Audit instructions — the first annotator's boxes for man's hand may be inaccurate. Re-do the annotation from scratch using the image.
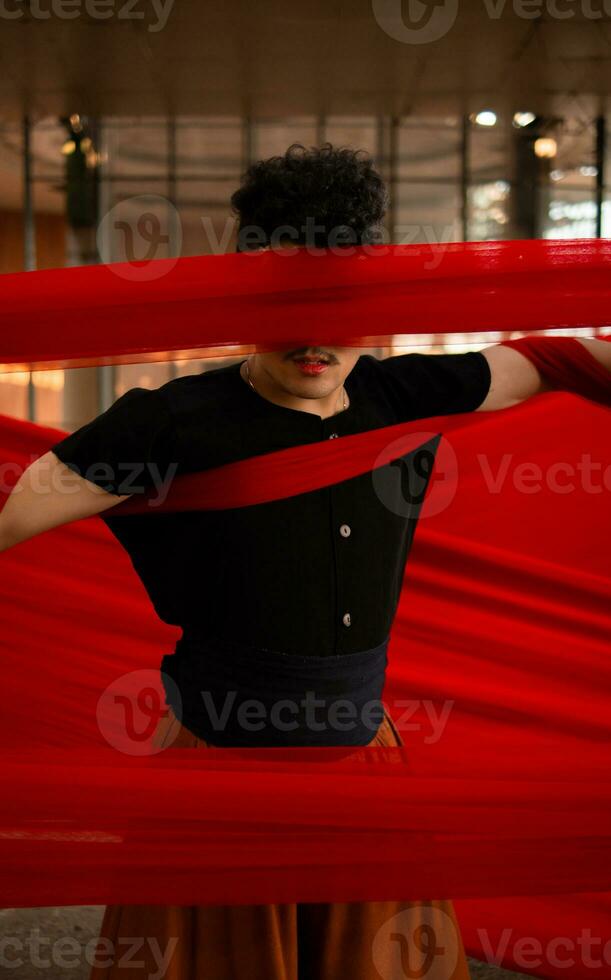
[477,337,611,411]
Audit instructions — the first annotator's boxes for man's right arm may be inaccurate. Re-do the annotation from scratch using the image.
[0,450,130,553]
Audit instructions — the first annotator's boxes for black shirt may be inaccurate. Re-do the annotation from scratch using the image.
[50,351,491,658]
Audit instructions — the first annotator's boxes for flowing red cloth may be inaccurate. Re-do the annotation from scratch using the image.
[0,242,610,980]
[500,335,611,405]
[1,239,611,369]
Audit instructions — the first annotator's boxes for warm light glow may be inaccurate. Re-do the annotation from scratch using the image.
[32,371,64,392]
[0,371,30,387]
[61,140,76,155]
[472,110,497,127]
[534,137,557,159]
[513,111,536,127]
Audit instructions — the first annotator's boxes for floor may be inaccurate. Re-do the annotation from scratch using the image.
[0,906,534,979]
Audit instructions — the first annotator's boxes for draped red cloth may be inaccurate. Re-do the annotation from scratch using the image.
[0,241,610,979]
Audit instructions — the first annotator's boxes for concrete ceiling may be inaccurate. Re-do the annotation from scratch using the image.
[0,0,611,120]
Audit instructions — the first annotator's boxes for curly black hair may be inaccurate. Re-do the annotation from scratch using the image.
[230,142,388,252]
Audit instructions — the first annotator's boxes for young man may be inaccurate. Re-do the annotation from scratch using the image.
[1,143,609,980]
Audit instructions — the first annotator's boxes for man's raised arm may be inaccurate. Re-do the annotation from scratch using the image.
[477,337,611,411]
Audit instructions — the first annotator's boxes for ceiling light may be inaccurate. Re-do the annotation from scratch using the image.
[534,137,557,159]
[473,110,497,127]
[513,111,536,127]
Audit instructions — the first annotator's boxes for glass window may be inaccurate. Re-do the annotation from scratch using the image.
[397,118,461,180]
[176,179,237,256]
[98,184,179,263]
[103,118,169,178]
[32,370,64,429]
[468,121,510,183]
[467,180,511,241]
[253,119,318,158]
[175,118,243,178]
[394,181,461,244]
[324,117,378,155]
[115,361,173,397]
[0,372,29,421]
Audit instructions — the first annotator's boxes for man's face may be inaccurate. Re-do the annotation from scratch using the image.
[248,243,361,399]
[254,346,361,400]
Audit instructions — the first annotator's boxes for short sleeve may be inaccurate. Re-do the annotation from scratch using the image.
[49,386,179,496]
[364,350,491,419]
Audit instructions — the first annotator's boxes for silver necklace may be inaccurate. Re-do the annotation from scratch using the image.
[244,359,348,414]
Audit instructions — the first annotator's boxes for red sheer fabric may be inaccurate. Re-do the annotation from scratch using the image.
[500,335,611,406]
[2,239,611,370]
[0,242,610,979]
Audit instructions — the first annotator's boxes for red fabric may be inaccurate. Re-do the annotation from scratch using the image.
[500,335,611,405]
[94,337,611,518]
[0,241,610,980]
[1,238,611,370]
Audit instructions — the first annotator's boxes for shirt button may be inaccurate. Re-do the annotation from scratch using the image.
[339,524,351,538]
[329,432,339,439]
[342,612,352,627]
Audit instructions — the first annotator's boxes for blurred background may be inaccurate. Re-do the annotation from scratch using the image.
[0,0,608,432]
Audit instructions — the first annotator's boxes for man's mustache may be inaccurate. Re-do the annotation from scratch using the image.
[283,348,339,363]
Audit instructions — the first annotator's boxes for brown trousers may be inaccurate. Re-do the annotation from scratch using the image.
[89,708,471,980]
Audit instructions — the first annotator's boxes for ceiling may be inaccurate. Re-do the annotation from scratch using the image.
[0,0,611,120]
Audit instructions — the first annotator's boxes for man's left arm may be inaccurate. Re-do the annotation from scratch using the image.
[477,337,611,411]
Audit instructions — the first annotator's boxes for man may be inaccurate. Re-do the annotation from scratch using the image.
[1,143,609,979]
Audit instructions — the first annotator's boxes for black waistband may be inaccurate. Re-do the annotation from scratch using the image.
[160,631,389,747]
